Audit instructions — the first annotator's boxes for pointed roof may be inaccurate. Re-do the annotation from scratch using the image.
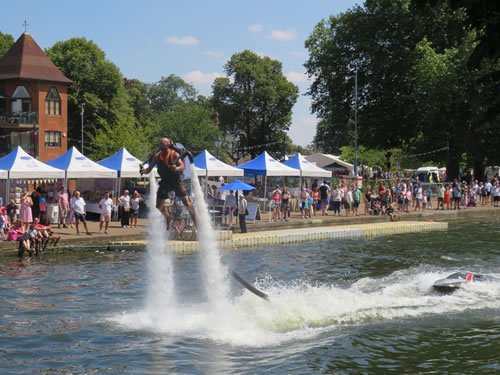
[0,32,72,84]
[45,146,116,178]
[237,151,300,176]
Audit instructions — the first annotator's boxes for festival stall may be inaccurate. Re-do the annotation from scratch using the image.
[0,146,65,222]
[237,151,300,214]
[46,147,117,215]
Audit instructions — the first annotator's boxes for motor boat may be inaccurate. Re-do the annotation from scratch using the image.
[433,272,499,293]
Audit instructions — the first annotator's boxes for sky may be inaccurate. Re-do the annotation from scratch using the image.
[3,0,361,147]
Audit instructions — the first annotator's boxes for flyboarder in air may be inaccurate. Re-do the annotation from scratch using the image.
[140,137,197,229]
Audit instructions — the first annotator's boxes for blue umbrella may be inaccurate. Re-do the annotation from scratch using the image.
[218,179,256,191]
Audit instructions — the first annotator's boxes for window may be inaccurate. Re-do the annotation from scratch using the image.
[45,88,61,115]
[44,131,61,147]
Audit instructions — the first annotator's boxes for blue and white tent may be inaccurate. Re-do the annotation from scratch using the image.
[282,152,331,178]
[0,146,65,179]
[237,151,300,177]
[46,146,116,179]
[97,147,146,178]
[194,150,243,177]
[0,146,65,203]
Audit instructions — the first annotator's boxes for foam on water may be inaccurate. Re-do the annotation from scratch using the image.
[110,266,500,347]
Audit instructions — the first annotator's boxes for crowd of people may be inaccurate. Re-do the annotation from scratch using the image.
[244,176,500,223]
[1,172,499,251]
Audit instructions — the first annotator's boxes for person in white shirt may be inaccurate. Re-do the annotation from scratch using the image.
[71,191,91,235]
[98,192,113,234]
[118,190,131,228]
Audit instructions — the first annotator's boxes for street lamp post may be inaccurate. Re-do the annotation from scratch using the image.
[354,66,358,178]
[214,136,223,158]
[80,102,85,154]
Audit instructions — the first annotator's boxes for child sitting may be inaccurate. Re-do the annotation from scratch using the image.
[387,203,398,221]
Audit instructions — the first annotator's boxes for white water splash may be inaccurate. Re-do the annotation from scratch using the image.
[143,174,176,319]
[190,165,231,308]
[110,267,500,347]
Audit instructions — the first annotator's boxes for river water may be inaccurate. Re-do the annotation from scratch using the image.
[1,219,499,374]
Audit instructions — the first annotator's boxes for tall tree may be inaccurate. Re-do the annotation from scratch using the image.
[46,38,150,159]
[0,31,14,57]
[147,74,197,114]
[211,50,299,158]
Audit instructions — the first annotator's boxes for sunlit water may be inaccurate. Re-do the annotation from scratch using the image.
[1,220,499,374]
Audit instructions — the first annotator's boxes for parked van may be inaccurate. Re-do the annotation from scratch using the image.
[416,166,440,183]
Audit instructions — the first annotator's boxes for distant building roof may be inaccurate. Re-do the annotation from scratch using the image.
[304,153,353,171]
[0,32,72,84]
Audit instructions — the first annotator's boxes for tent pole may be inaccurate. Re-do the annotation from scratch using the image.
[6,172,10,210]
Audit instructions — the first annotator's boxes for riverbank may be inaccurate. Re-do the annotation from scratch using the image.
[1,205,499,253]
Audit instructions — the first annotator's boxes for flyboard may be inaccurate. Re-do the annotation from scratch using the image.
[230,270,270,301]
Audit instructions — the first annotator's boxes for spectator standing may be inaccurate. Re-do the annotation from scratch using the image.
[98,192,113,234]
[31,187,42,220]
[224,190,237,227]
[363,187,371,216]
[130,191,142,228]
[331,185,342,216]
[352,184,361,216]
[238,194,248,233]
[6,199,18,223]
[312,186,320,216]
[20,190,33,231]
[437,184,445,210]
[118,190,131,228]
[72,191,91,235]
[67,191,76,229]
[271,185,282,222]
[319,180,330,215]
[345,186,353,217]
[281,186,291,221]
[39,197,47,223]
[57,187,69,228]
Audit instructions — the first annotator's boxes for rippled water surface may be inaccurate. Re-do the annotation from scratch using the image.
[1,220,499,374]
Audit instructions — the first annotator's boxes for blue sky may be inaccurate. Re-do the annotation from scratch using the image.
[4,0,360,146]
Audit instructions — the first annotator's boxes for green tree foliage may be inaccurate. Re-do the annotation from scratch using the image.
[152,98,219,154]
[45,38,152,159]
[211,50,299,158]
[304,0,498,180]
[0,31,14,57]
[147,74,197,114]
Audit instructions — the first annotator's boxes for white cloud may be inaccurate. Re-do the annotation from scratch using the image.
[286,71,309,84]
[290,50,306,57]
[184,70,223,85]
[165,35,199,45]
[205,50,224,58]
[248,24,263,32]
[267,28,296,41]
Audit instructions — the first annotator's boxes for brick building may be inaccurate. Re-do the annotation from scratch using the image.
[0,32,71,162]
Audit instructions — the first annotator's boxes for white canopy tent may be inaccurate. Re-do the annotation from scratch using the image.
[0,146,65,203]
[46,146,117,179]
[193,150,244,177]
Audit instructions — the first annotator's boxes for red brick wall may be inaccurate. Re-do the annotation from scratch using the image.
[0,79,69,161]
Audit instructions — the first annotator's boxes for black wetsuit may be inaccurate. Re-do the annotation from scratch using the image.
[156,149,187,200]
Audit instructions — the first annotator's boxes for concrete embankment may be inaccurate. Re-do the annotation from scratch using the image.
[107,221,448,252]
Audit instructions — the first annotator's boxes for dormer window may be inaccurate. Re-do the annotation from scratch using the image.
[45,87,61,115]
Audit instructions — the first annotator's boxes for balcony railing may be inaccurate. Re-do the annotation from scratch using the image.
[0,111,38,126]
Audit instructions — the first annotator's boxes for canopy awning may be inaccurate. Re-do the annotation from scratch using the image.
[237,151,300,176]
[0,146,65,179]
[97,147,144,178]
[282,152,332,178]
[45,146,117,178]
[193,150,244,177]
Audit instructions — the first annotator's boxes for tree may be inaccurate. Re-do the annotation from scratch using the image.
[0,31,14,57]
[147,74,197,114]
[151,98,220,154]
[212,50,299,158]
[46,38,150,159]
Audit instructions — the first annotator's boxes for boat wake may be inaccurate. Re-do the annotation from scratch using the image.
[108,267,500,347]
